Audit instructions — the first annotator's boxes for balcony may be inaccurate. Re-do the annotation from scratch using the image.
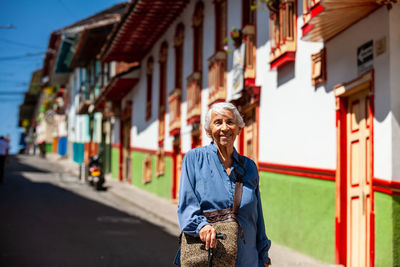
[302,0,322,26]
[242,24,256,83]
[77,99,92,115]
[269,0,297,69]
[168,88,181,136]
[186,72,201,124]
[208,51,227,105]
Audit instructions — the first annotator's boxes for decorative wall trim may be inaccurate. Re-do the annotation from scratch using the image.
[111,143,121,149]
[258,161,335,181]
[131,146,173,157]
[373,178,400,196]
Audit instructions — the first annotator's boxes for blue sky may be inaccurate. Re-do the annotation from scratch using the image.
[0,0,125,153]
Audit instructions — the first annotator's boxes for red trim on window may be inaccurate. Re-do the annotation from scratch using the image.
[170,128,181,136]
[270,52,296,70]
[187,115,201,125]
[244,78,255,87]
[258,161,335,181]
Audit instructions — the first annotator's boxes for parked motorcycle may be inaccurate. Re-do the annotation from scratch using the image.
[88,155,104,190]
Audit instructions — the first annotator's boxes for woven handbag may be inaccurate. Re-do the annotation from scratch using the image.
[180,156,245,267]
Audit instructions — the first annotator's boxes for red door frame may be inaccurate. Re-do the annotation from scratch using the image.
[119,101,132,182]
[171,135,181,201]
[334,70,375,266]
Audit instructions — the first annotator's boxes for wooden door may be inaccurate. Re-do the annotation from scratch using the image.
[242,107,258,162]
[172,136,182,201]
[346,89,372,267]
[122,118,131,182]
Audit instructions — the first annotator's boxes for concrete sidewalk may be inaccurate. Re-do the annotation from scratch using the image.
[46,153,341,267]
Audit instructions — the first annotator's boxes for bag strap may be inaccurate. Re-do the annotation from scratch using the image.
[232,155,245,213]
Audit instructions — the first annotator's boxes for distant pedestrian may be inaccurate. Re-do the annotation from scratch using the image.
[0,136,10,184]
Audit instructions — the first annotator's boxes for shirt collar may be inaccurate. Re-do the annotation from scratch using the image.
[208,141,240,163]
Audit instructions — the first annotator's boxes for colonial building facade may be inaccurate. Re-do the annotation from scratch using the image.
[21,1,399,266]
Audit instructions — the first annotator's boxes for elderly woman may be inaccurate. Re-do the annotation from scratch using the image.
[176,102,271,266]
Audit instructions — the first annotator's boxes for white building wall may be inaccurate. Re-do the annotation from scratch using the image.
[200,1,215,147]
[389,4,400,181]
[325,6,392,181]
[257,8,333,169]
[130,0,218,153]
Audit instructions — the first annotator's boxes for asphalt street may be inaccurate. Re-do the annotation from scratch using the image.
[0,155,178,267]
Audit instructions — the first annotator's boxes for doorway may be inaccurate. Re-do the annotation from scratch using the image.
[172,135,182,202]
[120,102,132,182]
[335,70,374,267]
[240,105,258,162]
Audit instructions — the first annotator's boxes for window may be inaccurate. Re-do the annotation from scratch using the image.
[146,57,154,121]
[242,0,256,26]
[187,2,203,125]
[269,0,297,69]
[158,42,168,146]
[156,148,165,177]
[169,88,182,135]
[311,48,326,86]
[215,0,227,52]
[193,1,204,73]
[174,23,184,90]
[208,51,227,105]
[142,155,152,184]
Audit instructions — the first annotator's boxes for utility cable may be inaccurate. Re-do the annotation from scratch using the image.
[0,38,43,50]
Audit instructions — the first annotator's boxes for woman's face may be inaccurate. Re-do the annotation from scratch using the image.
[207,109,241,148]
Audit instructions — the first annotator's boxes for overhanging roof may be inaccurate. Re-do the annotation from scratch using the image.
[95,66,140,108]
[302,0,382,42]
[99,0,189,62]
[69,19,119,68]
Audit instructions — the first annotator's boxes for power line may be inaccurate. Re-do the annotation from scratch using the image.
[0,52,45,61]
[57,0,78,19]
[0,38,43,50]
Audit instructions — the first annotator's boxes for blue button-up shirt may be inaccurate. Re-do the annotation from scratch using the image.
[176,142,271,266]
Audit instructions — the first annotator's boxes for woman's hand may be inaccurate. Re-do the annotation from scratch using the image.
[199,224,217,250]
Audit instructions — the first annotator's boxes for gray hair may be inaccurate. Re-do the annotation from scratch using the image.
[204,102,245,132]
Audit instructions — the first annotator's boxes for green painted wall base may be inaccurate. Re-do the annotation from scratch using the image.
[374,192,400,267]
[111,147,120,179]
[259,171,335,264]
[131,151,172,200]
[45,143,52,153]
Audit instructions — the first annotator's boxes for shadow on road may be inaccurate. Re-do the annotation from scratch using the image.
[0,155,178,266]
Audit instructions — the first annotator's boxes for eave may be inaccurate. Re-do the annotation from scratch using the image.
[302,0,382,42]
[69,19,118,68]
[94,66,140,109]
[99,0,189,63]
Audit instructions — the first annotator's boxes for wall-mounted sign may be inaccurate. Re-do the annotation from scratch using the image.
[357,40,373,75]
